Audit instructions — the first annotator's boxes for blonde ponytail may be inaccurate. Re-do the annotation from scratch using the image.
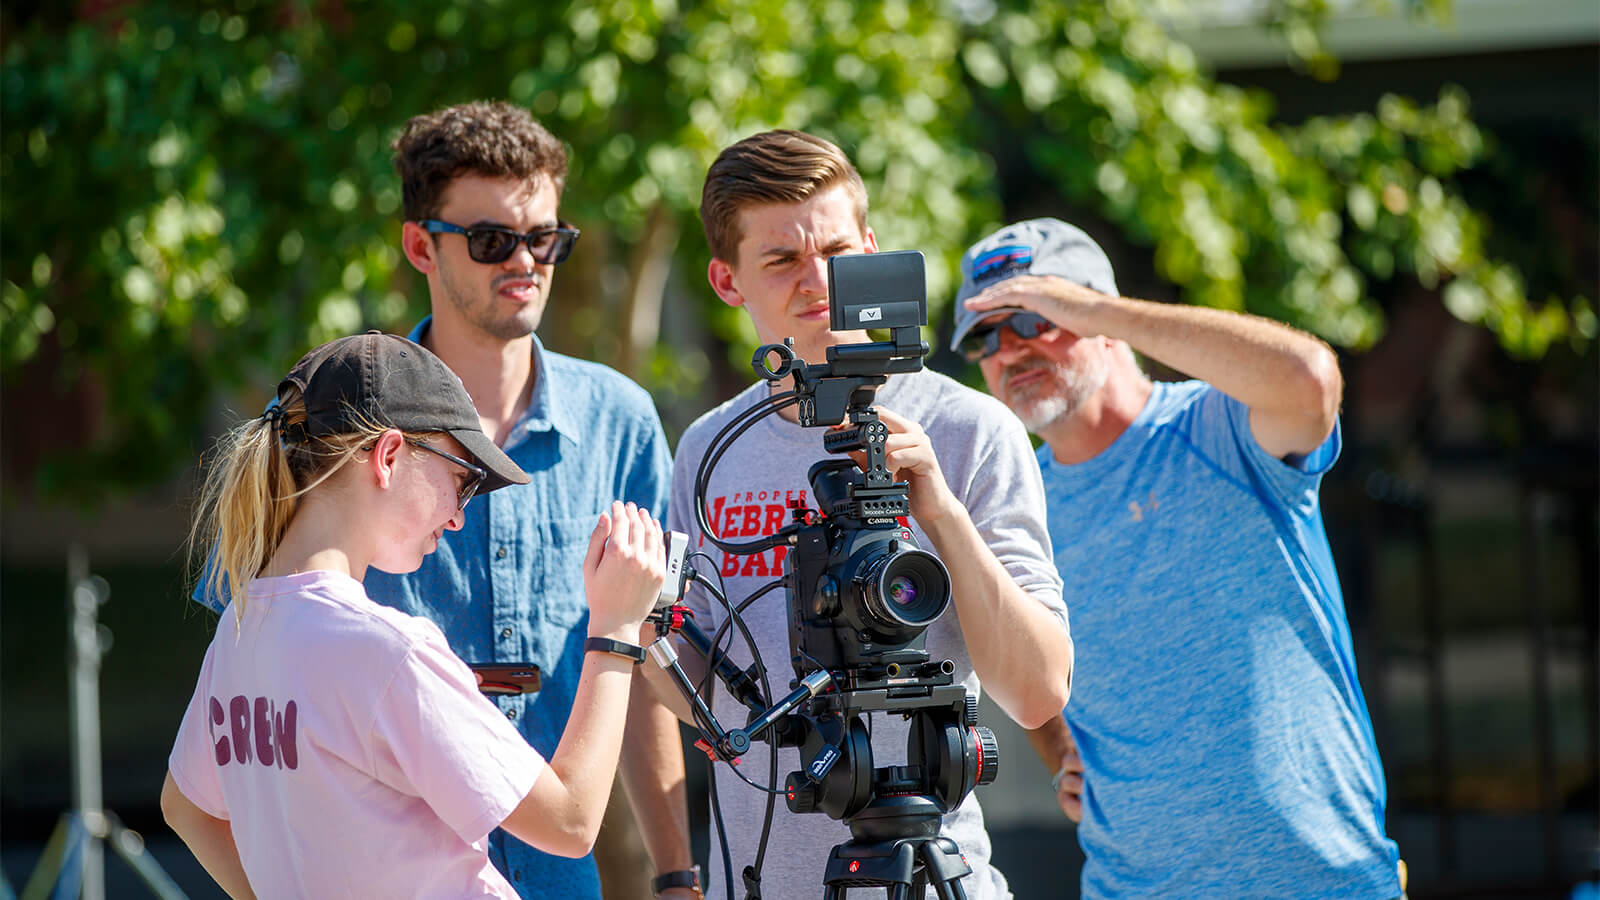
[187,391,394,620]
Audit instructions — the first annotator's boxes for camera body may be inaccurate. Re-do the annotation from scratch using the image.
[785,458,951,672]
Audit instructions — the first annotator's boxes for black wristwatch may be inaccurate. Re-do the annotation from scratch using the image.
[584,636,646,665]
[652,866,702,897]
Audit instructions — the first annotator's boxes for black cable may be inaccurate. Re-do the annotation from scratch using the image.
[683,386,823,898]
[694,392,798,555]
[708,754,734,900]
[690,571,786,796]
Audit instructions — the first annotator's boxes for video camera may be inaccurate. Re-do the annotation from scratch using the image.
[752,250,952,676]
[648,250,998,898]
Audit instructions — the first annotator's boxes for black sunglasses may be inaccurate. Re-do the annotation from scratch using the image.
[420,219,581,265]
[959,312,1057,362]
[407,438,486,510]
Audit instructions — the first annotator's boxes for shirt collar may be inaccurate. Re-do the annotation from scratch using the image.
[407,316,583,446]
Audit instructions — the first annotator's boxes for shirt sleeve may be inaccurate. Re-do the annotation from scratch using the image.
[957,402,1069,630]
[1191,386,1339,519]
[367,626,545,845]
[168,645,230,819]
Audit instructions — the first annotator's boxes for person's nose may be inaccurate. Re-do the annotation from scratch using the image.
[502,237,542,272]
[798,256,829,296]
[445,505,466,531]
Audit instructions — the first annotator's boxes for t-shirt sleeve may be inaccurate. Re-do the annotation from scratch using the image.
[168,646,229,819]
[367,627,545,845]
[956,403,1068,629]
[1190,386,1339,519]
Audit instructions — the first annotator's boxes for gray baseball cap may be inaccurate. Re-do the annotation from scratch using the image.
[949,218,1119,352]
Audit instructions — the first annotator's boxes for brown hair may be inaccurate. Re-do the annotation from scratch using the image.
[187,390,437,621]
[392,100,568,222]
[699,129,868,264]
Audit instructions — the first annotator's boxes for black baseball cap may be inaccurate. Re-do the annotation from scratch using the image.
[278,331,529,495]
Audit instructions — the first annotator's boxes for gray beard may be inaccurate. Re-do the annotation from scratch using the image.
[1006,355,1109,432]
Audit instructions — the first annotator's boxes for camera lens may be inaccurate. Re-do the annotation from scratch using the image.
[887,574,919,607]
[858,548,949,632]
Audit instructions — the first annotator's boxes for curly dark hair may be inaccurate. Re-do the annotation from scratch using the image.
[392,101,568,222]
[699,129,868,264]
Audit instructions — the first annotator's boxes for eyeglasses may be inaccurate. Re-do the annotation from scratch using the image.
[958,312,1057,362]
[407,438,486,510]
[419,219,581,265]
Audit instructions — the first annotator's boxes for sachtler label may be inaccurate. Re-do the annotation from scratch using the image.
[808,744,840,780]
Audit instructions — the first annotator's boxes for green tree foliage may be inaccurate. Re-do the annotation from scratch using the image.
[1,0,1589,500]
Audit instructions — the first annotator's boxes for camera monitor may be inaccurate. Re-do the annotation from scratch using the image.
[827,250,926,333]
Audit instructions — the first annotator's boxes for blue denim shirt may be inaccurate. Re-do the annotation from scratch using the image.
[196,320,671,899]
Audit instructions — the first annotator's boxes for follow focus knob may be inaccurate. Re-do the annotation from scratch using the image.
[973,726,999,787]
[785,772,819,814]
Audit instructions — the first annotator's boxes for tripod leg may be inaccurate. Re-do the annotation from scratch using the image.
[105,813,189,900]
[919,839,969,900]
[19,814,82,900]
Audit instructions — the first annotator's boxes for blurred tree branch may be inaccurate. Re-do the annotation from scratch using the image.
[0,0,1589,502]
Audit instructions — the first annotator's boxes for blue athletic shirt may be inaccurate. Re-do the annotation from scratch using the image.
[1041,379,1400,900]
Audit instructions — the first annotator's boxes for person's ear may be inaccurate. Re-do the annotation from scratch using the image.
[401,222,439,275]
[369,429,407,490]
[863,227,878,253]
[707,257,746,309]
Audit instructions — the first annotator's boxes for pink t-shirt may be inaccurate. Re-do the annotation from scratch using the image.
[169,570,544,898]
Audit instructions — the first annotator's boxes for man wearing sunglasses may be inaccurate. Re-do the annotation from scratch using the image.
[377,101,694,900]
[952,218,1404,900]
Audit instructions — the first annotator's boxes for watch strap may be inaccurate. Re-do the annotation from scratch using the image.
[584,636,646,664]
[652,867,702,896]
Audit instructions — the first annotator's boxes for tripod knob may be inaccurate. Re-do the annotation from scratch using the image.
[963,695,979,727]
[973,727,999,787]
[784,772,820,814]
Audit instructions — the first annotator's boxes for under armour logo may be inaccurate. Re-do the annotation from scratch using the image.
[1128,493,1161,521]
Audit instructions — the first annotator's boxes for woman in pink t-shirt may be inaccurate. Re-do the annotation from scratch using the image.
[161,333,666,899]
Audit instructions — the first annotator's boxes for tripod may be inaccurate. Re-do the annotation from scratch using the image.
[21,545,186,900]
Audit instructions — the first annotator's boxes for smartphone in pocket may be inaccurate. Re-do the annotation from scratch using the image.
[469,662,542,695]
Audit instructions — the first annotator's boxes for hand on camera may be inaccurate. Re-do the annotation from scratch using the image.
[582,501,667,640]
[833,407,961,525]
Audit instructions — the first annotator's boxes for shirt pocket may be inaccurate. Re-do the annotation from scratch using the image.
[536,514,599,629]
